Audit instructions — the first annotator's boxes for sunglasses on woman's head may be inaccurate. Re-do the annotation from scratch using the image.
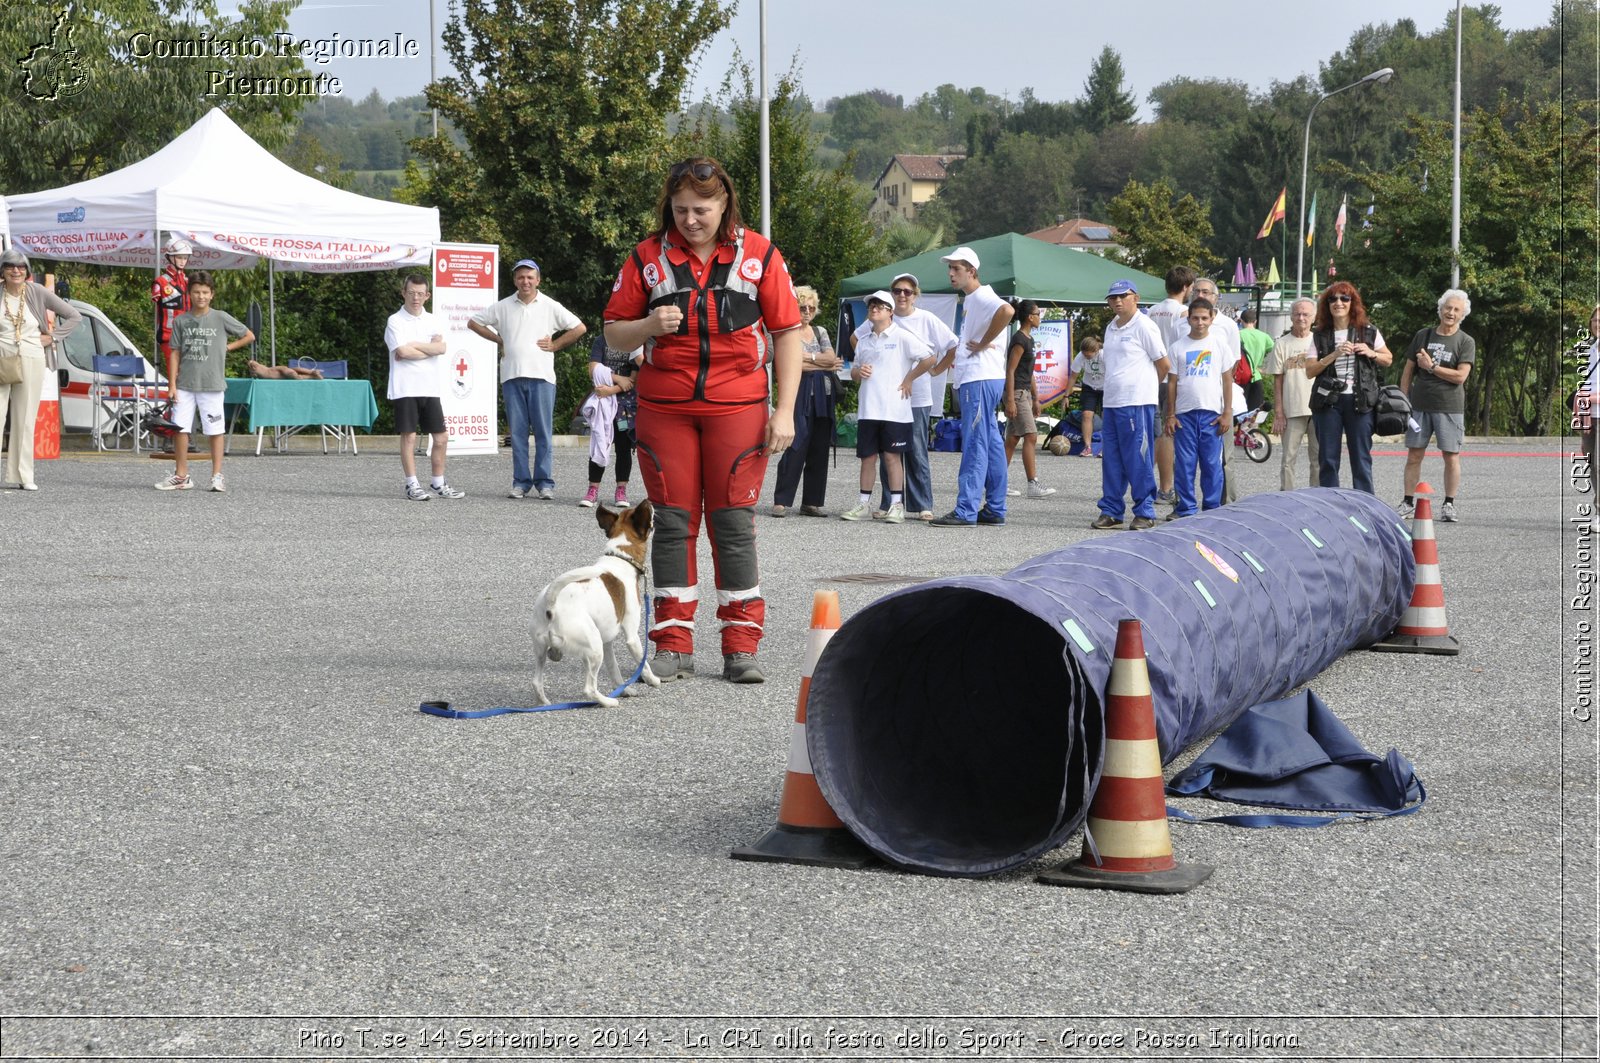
[670,161,718,181]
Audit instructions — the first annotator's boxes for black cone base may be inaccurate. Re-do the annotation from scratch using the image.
[1369,632,1460,655]
[1038,859,1214,894]
[731,824,879,869]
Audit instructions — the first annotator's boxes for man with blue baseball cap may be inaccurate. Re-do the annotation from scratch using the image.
[1092,279,1170,530]
[469,258,588,499]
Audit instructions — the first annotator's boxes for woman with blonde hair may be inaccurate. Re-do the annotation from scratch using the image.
[771,284,841,517]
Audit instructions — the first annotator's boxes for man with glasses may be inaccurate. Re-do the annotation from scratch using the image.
[1092,279,1171,530]
[929,248,1013,527]
[851,272,958,520]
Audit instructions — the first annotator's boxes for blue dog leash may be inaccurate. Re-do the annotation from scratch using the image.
[420,593,652,719]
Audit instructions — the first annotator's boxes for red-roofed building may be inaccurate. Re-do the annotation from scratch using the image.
[1026,217,1123,255]
[869,153,964,228]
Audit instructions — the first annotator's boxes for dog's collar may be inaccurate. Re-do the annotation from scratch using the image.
[605,547,647,576]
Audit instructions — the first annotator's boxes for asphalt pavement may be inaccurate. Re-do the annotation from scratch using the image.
[0,433,1592,1061]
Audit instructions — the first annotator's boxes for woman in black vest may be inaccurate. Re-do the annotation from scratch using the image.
[1305,281,1393,494]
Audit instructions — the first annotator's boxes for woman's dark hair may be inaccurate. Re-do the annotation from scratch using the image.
[1015,299,1038,324]
[1313,280,1370,332]
[654,156,742,244]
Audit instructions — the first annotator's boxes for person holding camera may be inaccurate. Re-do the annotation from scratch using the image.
[1305,282,1392,494]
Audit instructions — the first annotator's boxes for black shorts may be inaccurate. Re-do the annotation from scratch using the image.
[856,418,911,457]
[393,395,446,435]
[1080,386,1104,414]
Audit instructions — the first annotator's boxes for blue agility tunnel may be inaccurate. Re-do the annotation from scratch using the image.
[804,488,1415,877]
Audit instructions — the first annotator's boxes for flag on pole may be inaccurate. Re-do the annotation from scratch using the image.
[1244,259,1256,287]
[1266,258,1281,287]
[1256,187,1287,239]
[1233,257,1245,286]
[1305,190,1318,248]
[1335,196,1348,250]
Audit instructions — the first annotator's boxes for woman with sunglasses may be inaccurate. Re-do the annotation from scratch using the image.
[0,248,80,491]
[770,284,840,517]
[603,156,803,685]
[1305,281,1393,494]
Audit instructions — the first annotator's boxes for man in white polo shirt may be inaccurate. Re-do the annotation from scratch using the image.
[1092,279,1171,530]
[929,246,1014,528]
[468,258,588,499]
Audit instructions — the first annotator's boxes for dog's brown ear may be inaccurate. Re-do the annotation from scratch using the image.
[629,498,653,536]
[596,504,620,535]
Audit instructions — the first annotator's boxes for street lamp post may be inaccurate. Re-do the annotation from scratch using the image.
[1297,66,1394,297]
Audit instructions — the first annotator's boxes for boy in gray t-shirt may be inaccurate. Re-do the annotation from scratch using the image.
[157,270,253,493]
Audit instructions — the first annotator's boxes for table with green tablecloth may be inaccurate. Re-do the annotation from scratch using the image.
[224,377,379,455]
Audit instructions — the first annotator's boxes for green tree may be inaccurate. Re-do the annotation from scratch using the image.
[3,0,309,191]
[1330,99,1598,434]
[935,132,1088,241]
[413,0,732,309]
[1077,46,1138,135]
[1105,177,1220,274]
[682,71,883,307]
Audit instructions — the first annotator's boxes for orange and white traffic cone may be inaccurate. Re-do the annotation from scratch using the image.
[731,589,877,869]
[1039,618,1213,894]
[1372,482,1460,655]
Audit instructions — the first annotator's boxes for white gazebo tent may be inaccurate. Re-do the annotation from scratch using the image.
[4,108,440,358]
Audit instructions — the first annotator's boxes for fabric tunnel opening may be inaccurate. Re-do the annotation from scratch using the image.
[802,489,1416,878]
[805,588,1104,878]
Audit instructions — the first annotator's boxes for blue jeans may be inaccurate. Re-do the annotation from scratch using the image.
[1312,395,1375,494]
[1099,405,1158,520]
[503,377,555,491]
[955,380,1006,520]
[878,405,933,514]
[1172,408,1226,516]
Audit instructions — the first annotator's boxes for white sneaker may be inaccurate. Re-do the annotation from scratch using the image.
[405,482,430,501]
[508,486,527,499]
[1026,480,1056,498]
[1006,485,1021,496]
[1439,500,1458,523]
[840,501,870,521]
[155,473,192,491]
[430,482,465,499]
[884,502,906,524]
[209,473,226,493]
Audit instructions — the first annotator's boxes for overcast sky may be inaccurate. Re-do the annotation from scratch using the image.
[285,0,1550,115]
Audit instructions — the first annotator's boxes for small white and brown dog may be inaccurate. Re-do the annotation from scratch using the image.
[529,499,660,707]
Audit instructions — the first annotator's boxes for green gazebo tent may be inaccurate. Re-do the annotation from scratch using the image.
[838,232,1166,304]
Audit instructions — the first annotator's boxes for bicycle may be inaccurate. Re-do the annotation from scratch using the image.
[1233,406,1272,464]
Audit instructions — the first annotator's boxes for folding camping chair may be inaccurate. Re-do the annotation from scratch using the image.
[91,354,156,453]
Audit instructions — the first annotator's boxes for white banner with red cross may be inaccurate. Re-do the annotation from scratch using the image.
[431,243,499,456]
[1033,319,1074,407]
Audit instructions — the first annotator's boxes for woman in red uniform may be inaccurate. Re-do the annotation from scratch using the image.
[604,156,802,684]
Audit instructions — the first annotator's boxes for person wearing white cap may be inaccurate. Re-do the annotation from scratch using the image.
[468,257,588,499]
[928,246,1013,527]
[841,290,935,523]
[850,272,958,520]
[1092,279,1171,530]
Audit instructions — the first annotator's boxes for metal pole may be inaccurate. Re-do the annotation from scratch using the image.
[430,0,439,138]
[1296,101,1318,299]
[1296,67,1395,297]
[1450,0,1462,288]
[758,0,770,238]
[268,258,277,365]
